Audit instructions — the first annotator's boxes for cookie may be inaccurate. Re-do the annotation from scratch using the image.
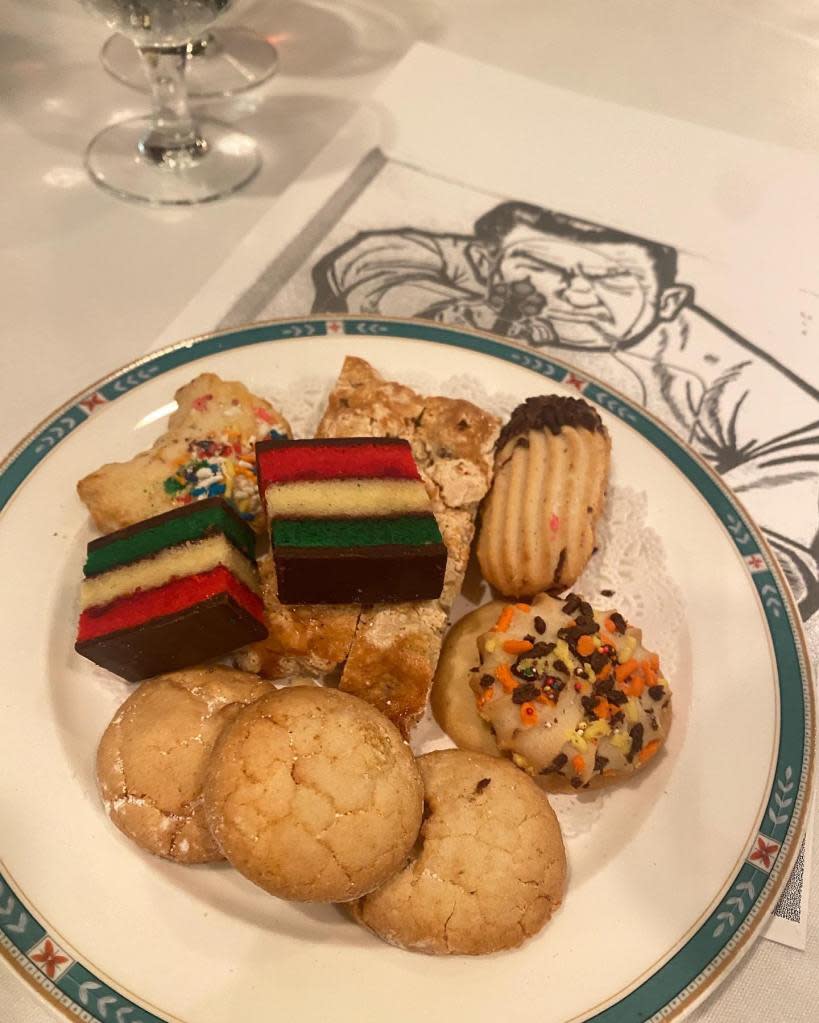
[430,600,505,757]
[471,594,672,790]
[476,395,610,596]
[96,667,272,863]
[77,373,291,534]
[233,552,360,679]
[338,600,448,738]
[240,357,500,734]
[257,437,447,604]
[76,498,267,682]
[204,686,423,902]
[349,750,566,955]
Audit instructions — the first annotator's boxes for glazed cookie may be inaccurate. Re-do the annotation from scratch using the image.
[349,750,566,955]
[96,667,272,863]
[477,395,610,595]
[471,594,672,790]
[204,686,423,902]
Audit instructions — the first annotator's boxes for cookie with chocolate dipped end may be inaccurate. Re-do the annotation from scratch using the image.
[204,686,424,902]
[349,750,566,955]
[96,667,273,864]
[476,394,610,596]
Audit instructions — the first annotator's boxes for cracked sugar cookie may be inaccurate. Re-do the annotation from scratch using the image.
[349,749,566,955]
[96,666,272,864]
[204,686,423,902]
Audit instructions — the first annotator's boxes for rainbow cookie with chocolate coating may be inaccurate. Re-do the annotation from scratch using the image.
[434,592,671,790]
[257,437,447,605]
[75,498,267,681]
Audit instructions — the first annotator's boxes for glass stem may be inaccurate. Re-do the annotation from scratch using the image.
[137,46,207,168]
[187,32,219,59]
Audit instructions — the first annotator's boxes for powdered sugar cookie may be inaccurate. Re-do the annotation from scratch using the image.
[96,666,272,863]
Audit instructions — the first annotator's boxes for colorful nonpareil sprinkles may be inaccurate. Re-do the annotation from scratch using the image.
[162,427,286,521]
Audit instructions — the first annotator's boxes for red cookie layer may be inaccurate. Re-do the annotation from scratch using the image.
[257,439,420,489]
[77,565,264,643]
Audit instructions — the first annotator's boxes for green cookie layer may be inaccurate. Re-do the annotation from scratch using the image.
[272,514,442,549]
[84,502,256,577]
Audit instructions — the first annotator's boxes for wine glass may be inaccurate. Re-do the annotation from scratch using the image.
[78,0,261,205]
[100,26,278,99]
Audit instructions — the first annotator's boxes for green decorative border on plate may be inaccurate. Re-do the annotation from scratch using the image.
[0,317,812,1023]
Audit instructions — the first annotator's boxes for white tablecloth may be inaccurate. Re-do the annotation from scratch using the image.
[1,1,817,1020]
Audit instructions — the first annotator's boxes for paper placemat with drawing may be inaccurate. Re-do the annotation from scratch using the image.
[160,45,817,952]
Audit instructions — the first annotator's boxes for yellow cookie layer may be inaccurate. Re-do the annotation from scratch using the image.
[265,478,430,520]
[80,534,259,611]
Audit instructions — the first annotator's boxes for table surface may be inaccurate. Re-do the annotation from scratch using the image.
[1,1,817,1021]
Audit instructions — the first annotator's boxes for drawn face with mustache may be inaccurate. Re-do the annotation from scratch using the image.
[472,225,691,349]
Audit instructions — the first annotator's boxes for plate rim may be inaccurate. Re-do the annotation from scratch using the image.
[0,314,813,1023]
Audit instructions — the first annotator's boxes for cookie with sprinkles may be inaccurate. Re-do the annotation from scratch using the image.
[77,373,291,534]
[430,599,505,757]
[443,593,672,791]
[476,394,610,596]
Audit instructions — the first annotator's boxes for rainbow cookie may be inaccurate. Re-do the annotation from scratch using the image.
[75,498,267,681]
[256,438,447,605]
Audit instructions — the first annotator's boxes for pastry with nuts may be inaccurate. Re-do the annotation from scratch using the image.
[239,356,500,735]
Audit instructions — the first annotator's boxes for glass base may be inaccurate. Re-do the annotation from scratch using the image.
[85,115,261,206]
[101,27,279,98]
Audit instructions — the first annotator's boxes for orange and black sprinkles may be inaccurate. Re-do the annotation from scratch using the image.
[474,594,669,786]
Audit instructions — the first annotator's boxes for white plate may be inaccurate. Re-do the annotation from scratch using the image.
[0,317,812,1023]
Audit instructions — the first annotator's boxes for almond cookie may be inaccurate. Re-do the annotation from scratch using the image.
[204,686,423,902]
[96,666,272,863]
[78,373,291,534]
[349,749,566,955]
[471,594,672,790]
[477,395,610,596]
